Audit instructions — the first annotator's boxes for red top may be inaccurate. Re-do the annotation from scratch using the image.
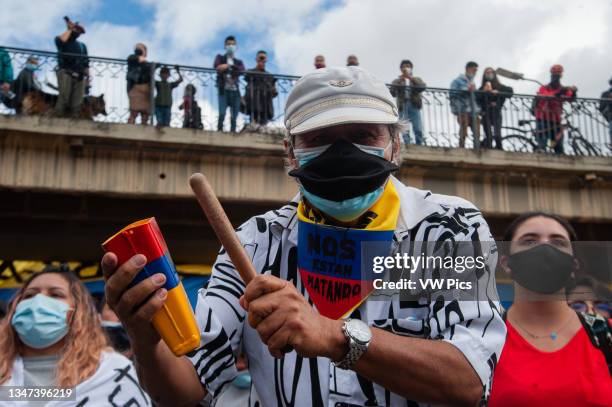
[534,85,576,122]
[489,321,612,407]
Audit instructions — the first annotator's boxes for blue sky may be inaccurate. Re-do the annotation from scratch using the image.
[1,0,610,96]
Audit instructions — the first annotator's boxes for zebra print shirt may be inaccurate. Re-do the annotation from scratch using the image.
[187,177,506,407]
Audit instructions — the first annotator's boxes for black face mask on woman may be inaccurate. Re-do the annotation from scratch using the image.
[507,244,575,294]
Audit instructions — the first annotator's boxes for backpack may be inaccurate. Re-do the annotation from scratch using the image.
[578,312,612,376]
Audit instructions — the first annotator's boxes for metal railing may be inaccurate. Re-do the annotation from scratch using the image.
[0,46,298,135]
[1,46,610,156]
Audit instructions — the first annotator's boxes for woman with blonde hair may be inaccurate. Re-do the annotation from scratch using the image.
[0,267,150,405]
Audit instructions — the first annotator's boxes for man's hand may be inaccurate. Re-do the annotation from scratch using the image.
[216,63,229,72]
[1,83,10,92]
[468,83,476,92]
[102,252,167,351]
[240,275,347,360]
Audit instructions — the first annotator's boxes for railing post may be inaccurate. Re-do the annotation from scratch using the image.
[149,62,156,126]
[470,89,480,150]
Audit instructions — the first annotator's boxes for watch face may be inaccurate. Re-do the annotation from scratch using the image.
[348,319,372,344]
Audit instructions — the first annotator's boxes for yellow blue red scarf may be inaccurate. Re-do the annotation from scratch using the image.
[297,180,400,319]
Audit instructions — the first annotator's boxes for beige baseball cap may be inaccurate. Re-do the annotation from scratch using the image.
[284,66,398,135]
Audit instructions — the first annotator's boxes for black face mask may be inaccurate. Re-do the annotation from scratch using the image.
[288,139,398,202]
[134,48,143,56]
[104,325,131,352]
[508,244,574,294]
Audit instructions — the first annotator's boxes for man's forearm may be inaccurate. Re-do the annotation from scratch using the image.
[328,322,482,406]
[58,29,71,43]
[133,341,206,407]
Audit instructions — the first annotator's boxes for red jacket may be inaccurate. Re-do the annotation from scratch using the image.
[534,85,576,122]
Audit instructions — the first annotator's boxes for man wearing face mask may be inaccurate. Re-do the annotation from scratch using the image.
[102,66,506,407]
[9,56,41,114]
[54,17,89,118]
[450,61,481,149]
[214,35,245,133]
[243,50,277,128]
[532,64,577,154]
[390,60,426,145]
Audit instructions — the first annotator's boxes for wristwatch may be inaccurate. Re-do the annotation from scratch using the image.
[333,318,372,370]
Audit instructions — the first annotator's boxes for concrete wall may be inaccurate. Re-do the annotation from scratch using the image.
[2,115,612,221]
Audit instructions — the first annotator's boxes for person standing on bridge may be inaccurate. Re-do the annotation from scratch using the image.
[390,59,426,145]
[54,18,89,119]
[532,64,577,155]
[450,61,481,149]
[127,43,153,125]
[243,50,277,128]
[154,65,183,128]
[0,47,14,100]
[101,66,505,407]
[214,35,245,133]
[10,56,41,114]
[599,77,612,145]
[477,67,513,150]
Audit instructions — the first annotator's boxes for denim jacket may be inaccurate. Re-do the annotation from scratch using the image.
[450,74,480,115]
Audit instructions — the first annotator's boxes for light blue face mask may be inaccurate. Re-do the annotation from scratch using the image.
[293,141,391,221]
[25,63,39,72]
[11,293,71,349]
[300,184,385,222]
[225,44,237,54]
[232,371,252,389]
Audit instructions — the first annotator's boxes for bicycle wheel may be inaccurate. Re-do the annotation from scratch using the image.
[501,134,536,153]
[571,136,599,157]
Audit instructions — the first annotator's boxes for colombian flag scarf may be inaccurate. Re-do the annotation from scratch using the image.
[297,180,400,319]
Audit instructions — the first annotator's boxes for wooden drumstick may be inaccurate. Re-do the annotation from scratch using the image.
[189,173,257,284]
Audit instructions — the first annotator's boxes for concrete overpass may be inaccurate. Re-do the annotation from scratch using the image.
[1,115,612,264]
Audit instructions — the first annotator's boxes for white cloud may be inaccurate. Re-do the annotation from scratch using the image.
[0,0,99,48]
[272,0,611,97]
[1,0,610,97]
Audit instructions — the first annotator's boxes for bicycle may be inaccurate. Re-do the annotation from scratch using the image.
[501,119,599,156]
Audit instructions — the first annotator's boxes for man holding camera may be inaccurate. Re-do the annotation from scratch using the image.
[54,17,89,118]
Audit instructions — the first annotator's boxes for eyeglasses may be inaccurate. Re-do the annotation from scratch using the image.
[294,129,392,150]
[569,300,611,314]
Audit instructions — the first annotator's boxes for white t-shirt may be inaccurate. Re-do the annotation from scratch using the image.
[3,351,150,406]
